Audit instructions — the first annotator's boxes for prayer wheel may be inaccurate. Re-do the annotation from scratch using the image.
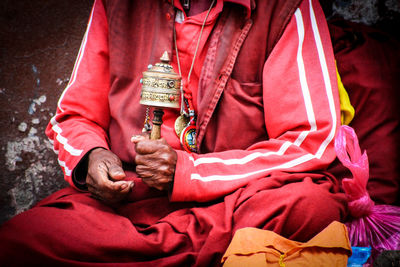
[140,51,181,140]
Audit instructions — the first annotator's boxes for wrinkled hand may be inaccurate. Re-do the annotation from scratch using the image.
[86,148,134,204]
[131,135,177,191]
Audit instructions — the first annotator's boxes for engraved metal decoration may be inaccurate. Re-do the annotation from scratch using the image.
[140,51,181,140]
[140,51,181,109]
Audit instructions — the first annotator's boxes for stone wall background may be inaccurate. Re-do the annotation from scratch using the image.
[0,0,399,225]
[0,0,93,224]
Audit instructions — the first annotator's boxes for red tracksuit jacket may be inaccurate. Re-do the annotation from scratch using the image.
[46,0,341,202]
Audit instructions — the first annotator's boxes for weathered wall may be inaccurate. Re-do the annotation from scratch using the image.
[0,0,93,224]
[332,0,400,27]
[0,0,399,225]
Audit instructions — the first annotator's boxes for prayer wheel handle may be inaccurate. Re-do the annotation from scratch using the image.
[150,108,164,140]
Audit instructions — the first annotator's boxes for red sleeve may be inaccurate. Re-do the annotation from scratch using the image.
[45,0,110,187]
[171,0,341,202]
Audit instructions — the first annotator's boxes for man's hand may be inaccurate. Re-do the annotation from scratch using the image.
[131,135,177,191]
[86,148,134,204]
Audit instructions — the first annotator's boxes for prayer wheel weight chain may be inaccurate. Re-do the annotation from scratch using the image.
[150,109,164,140]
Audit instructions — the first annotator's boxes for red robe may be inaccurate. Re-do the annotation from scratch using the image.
[0,0,348,265]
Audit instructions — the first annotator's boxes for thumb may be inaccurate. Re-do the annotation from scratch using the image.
[108,164,126,181]
[131,134,149,144]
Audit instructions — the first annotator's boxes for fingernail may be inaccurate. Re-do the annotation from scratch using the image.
[116,171,124,176]
[120,183,128,190]
[130,181,134,188]
[131,135,141,142]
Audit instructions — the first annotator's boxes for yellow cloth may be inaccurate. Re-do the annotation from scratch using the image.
[336,64,355,125]
[222,221,352,267]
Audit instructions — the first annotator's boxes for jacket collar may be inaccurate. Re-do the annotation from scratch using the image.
[172,0,253,18]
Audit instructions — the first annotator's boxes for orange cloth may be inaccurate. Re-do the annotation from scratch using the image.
[222,221,352,267]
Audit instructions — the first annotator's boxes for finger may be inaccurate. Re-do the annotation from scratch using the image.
[134,139,165,155]
[135,165,155,178]
[108,164,126,181]
[88,161,128,197]
[91,166,122,192]
[131,134,149,144]
[157,164,175,177]
[135,154,157,166]
[98,168,119,190]
[135,153,176,179]
[107,181,134,202]
[114,180,134,193]
[134,154,145,165]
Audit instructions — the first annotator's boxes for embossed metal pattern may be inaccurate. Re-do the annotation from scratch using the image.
[139,56,181,109]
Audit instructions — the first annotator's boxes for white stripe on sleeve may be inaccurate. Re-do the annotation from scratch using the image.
[50,116,83,157]
[308,0,337,158]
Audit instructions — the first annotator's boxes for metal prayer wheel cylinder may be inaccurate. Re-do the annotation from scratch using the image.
[140,51,181,109]
[140,51,181,140]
